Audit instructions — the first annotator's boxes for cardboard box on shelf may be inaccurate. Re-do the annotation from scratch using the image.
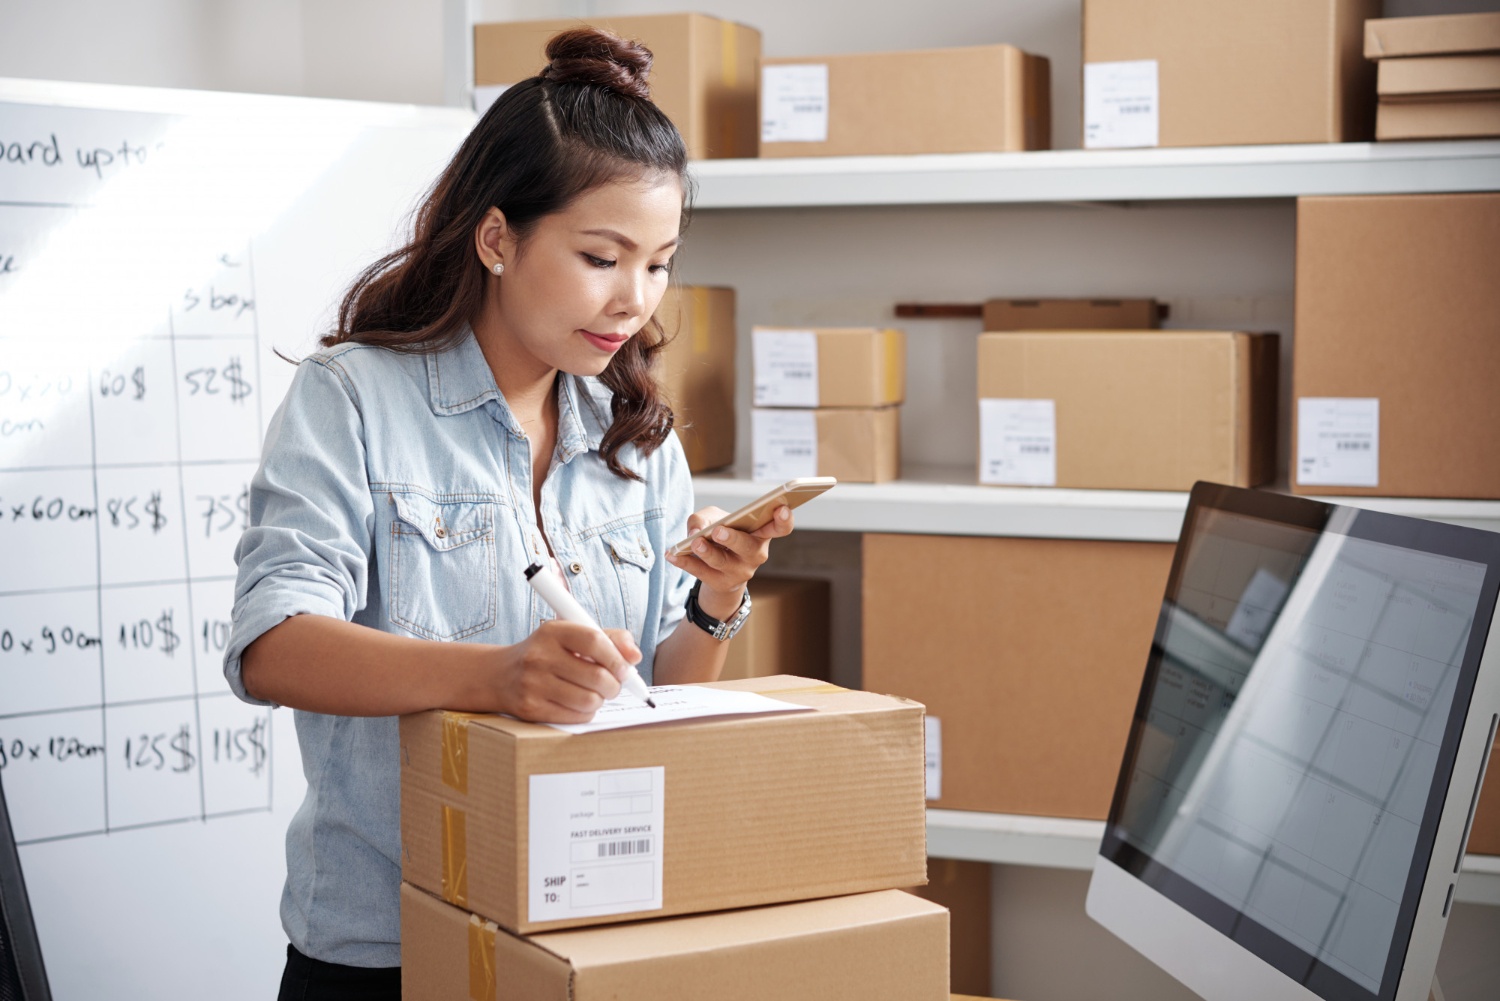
[1082,0,1379,148]
[473,13,760,159]
[655,286,735,473]
[720,576,831,682]
[976,330,1278,491]
[400,675,926,934]
[1375,98,1500,140]
[401,884,950,1001]
[1365,12,1500,60]
[906,859,992,998]
[1377,54,1500,97]
[752,406,901,484]
[864,533,1174,819]
[1292,194,1500,499]
[759,45,1049,157]
[981,298,1164,331]
[752,327,906,409]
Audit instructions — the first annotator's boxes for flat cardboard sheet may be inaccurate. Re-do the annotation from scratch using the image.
[1376,97,1500,139]
[1365,12,1500,59]
[981,298,1162,331]
[1377,54,1500,97]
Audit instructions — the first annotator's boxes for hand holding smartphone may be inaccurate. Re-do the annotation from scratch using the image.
[667,477,836,557]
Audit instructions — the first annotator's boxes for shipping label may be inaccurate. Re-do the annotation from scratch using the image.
[979,398,1057,486]
[761,64,830,143]
[925,716,942,801]
[752,409,818,482]
[1084,60,1159,148]
[1297,397,1379,487]
[528,766,664,923]
[753,329,820,406]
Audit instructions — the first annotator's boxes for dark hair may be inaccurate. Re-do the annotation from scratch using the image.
[324,27,690,480]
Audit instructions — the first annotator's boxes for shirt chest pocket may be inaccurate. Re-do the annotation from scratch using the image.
[600,529,655,637]
[388,493,499,642]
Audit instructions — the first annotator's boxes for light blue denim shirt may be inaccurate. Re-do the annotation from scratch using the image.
[224,329,694,968]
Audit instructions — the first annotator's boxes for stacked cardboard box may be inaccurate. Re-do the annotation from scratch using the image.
[975,330,1278,491]
[473,13,761,159]
[981,298,1165,331]
[759,44,1049,157]
[399,675,946,997]
[750,327,905,483]
[654,285,736,473]
[1366,12,1500,140]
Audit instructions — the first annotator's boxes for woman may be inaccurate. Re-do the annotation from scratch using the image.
[225,27,790,999]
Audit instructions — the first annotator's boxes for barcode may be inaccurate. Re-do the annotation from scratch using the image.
[779,370,813,379]
[597,838,652,858]
[790,103,825,113]
[1335,440,1372,451]
[1118,104,1153,114]
[780,446,814,456]
[1018,444,1052,454]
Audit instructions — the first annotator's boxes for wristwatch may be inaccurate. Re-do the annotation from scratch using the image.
[685,580,752,641]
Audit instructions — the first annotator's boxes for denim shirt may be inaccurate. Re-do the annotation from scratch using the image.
[224,330,694,968]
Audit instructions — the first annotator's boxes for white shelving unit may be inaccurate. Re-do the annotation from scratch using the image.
[927,809,1500,908]
[690,140,1500,208]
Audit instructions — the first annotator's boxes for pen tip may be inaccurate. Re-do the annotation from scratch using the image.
[646,697,657,709]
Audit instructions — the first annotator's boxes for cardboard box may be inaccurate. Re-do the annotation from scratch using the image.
[655,286,735,473]
[1365,12,1500,59]
[907,859,991,998]
[976,331,1278,491]
[1082,0,1379,147]
[1377,54,1500,97]
[1292,195,1500,499]
[401,884,950,1001]
[473,14,760,159]
[752,406,901,484]
[863,533,1174,819]
[759,45,1049,157]
[400,676,926,934]
[752,327,906,408]
[981,298,1164,332]
[1376,97,1500,140]
[720,577,831,683]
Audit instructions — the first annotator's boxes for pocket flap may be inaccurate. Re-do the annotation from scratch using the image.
[605,532,655,571]
[391,493,493,551]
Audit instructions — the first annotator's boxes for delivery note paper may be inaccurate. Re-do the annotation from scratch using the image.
[543,685,815,735]
[529,766,665,922]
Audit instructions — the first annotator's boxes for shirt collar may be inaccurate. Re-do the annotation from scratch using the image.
[424,328,609,456]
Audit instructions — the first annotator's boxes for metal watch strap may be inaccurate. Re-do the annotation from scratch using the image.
[686,580,751,641]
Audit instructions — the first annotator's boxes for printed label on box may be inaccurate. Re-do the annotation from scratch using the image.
[753,329,819,407]
[1297,398,1379,487]
[979,398,1057,486]
[1084,60,1159,149]
[925,716,941,802]
[752,409,818,482]
[528,767,665,923]
[761,64,830,143]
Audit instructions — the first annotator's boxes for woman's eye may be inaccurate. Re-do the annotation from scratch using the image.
[584,253,615,268]
[650,261,674,275]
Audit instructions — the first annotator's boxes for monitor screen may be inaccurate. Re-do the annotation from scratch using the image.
[1099,485,1500,1001]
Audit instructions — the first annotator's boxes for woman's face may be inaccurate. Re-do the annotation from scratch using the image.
[482,174,683,379]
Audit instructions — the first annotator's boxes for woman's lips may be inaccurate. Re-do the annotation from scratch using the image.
[581,330,629,353]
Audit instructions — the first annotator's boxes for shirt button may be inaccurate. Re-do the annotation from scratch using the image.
[569,561,583,574]
[434,527,446,539]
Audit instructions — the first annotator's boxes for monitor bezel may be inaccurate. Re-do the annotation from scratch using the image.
[1088,482,1500,1001]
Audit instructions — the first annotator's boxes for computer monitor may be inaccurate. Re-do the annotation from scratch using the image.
[1088,482,1500,1001]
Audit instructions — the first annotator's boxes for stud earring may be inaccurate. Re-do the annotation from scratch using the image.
[491,262,505,276]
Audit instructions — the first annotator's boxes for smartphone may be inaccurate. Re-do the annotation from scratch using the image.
[667,477,836,557]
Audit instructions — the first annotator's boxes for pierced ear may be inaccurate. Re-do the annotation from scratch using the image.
[475,206,511,275]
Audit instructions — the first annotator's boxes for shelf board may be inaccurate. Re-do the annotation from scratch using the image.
[927,809,1500,906]
[689,140,1500,209]
[690,467,1500,542]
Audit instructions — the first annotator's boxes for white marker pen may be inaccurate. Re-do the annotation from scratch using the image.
[523,562,656,708]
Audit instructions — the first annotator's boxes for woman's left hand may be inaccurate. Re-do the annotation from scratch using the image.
[664,505,795,618]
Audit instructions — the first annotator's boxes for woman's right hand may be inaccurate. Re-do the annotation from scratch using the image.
[497,620,642,723]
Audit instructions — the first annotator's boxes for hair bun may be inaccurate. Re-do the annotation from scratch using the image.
[541,27,653,100]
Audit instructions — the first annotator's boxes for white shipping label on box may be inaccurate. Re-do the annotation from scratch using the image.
[761,64,830,143]
[529,767,665,923]
[925,716,941,802]
[1297,398,1379,487]
[1084,60,1159,148]
[979,398,1057,486]
[753,329,819,407]
[752,409,818,482]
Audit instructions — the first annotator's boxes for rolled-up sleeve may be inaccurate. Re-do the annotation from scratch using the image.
[655,433,696,641]
[225,357,374,706]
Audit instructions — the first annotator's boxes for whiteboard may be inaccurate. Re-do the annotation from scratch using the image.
[0,78,473,999]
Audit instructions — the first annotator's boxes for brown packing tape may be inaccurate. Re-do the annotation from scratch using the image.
[467,914,497,1001]
[441,712,478,794]
[442,804,469,908]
